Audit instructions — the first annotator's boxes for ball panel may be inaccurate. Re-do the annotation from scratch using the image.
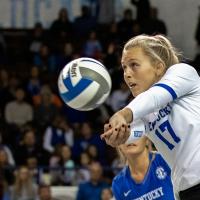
[79,67,111,93]
[60,75,93,103]
[81,91,110,111]
[79,62,112,88]
[67,81,100,109]
[95,92,110,104]
[78,67,111,110]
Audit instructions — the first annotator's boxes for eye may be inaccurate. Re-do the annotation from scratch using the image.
[121,64,126,70]
[129,62,139,68]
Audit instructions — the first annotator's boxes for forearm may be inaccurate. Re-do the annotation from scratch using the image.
[118,107,133,124]
[126,87,172,121]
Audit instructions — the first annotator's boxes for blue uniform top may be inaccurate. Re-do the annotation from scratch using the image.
[112,153,175,200]
[76,181,109,200]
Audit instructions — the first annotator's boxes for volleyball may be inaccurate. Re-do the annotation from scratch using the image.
[58,57,112,111]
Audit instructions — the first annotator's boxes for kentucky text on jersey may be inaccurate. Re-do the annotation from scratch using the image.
[149,104,172,131]
[134,187,164,200]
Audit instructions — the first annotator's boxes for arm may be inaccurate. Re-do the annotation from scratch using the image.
[4,146,15,166]
[43,127,54,153]
[64,129,74,147]
[101,64,199,146]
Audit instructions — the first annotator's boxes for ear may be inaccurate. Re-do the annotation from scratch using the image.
[155,62,165,77]
[145,139,152,149]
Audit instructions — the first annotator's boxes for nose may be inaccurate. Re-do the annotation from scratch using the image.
[124,67,132,79]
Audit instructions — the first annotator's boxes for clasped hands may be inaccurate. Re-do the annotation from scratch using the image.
[100,110,132,147]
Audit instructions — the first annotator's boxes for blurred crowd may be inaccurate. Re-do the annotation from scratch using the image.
[0,1,200,199]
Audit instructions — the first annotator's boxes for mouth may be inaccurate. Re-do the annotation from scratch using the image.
[126,143,137,147]
[128,83,137,89]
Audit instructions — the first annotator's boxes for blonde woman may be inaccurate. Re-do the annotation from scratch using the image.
[101,34,200,200]
[11,166,37,200]
[112,137,174,199]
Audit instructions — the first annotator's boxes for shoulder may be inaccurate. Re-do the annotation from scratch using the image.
[152,152,171,172]
[168,63,194,70]
[5,101,15,108]
[112,166,128,187]
[152,151,167,163]
[78,181,90,189]
[154,63,200,96]
[166,63,198,78]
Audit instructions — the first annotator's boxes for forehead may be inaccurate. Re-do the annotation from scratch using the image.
[121,47,146,63]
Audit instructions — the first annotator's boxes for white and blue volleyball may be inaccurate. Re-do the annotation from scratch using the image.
[58,57,112,111]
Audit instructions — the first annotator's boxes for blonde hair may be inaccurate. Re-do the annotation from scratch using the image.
[116,147,126,165]
[13,166,36,198]
[123,34,181,69]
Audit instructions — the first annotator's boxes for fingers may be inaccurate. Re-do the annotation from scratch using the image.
[120,124,131,144]
[101,124,131,147]
[116,125,128,144]
[107,127,121,143]
[100,128,113,140]
[114,124,130,144]
[101,123,112,140]
[101,124,121,140]
[104,123,111,132]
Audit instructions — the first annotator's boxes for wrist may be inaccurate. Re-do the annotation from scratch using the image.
[119,108,133,123]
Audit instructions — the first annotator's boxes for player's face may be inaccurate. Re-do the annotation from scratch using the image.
[121,47,163,97]
[119,137,147,157]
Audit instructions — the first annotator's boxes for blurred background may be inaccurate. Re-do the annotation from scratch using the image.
[0,0,200,199]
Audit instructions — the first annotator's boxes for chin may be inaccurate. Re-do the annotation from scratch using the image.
[126,150,139,156]
[132,88,145,97]
[131,90,139,97]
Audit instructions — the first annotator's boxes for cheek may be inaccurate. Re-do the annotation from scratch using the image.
[123,75,129,85]
[141,69,157,88]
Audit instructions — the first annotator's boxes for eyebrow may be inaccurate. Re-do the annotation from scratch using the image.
[121,58,140,64]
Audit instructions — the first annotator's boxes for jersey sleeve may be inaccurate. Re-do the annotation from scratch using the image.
[125,119,146,144]
[126,63,200,120]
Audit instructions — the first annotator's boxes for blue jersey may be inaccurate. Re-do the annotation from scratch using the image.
[112,153,175,200]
